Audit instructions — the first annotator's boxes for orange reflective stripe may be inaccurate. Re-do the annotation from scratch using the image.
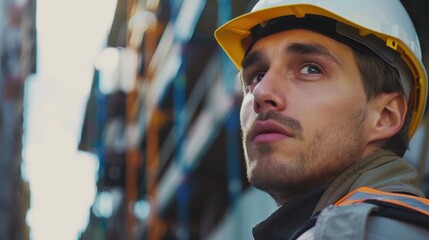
[335,187,429,216]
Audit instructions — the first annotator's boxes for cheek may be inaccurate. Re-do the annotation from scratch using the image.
[314,81,366,111]
[298,91,366,131]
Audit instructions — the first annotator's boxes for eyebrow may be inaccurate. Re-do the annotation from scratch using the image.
[242,50,266,70]
[286,42,342,65]
[241,42,342,69]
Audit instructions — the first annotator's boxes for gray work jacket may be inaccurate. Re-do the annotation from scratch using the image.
[297,150,428,240]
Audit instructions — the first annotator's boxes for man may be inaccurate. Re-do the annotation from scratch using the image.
[215,0,429,239]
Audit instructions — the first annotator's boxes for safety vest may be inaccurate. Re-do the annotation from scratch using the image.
[293,187,429,240]
[335,186,429,216]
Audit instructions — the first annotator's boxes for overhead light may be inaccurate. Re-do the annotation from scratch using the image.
[133,198,151,221]
[94,47,120,73]
[128,11,157,48]
[94,47,138,94]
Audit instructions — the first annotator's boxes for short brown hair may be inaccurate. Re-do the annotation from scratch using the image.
[353,47,410,156]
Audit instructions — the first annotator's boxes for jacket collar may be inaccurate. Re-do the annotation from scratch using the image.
[314,150,423,214]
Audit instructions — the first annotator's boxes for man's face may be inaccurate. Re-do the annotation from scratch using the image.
[240,29,371,203]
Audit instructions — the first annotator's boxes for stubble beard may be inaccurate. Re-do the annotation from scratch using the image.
[242,108,367,204]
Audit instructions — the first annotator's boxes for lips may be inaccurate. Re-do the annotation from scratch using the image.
[249,120,293,143]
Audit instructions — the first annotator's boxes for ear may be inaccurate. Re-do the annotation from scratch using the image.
[368,92,407,143]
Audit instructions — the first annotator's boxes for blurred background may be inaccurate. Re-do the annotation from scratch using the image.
[1,0,429,239]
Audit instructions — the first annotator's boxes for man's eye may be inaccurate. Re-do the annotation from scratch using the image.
[299,64,321,74]
[244,72,265,92]
[253,72,265,82]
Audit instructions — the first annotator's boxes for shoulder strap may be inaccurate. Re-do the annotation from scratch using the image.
[335,186,429,216]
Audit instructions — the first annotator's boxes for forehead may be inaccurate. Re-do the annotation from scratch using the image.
[244,29,354,62]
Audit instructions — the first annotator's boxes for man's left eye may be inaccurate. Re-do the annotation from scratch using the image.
[300,64,321,74]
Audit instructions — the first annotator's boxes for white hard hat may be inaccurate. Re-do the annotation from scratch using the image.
[215,0,427,138]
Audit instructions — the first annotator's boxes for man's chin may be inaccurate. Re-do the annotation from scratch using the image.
[250,179,303,204]
[247,169,327,202]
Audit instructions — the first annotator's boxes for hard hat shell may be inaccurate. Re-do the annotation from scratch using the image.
[214,0,427,138]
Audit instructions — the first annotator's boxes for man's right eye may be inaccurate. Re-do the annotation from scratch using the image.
[244,72,265,92]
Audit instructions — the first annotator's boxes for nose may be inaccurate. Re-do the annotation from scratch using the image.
[252,71,286,113]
